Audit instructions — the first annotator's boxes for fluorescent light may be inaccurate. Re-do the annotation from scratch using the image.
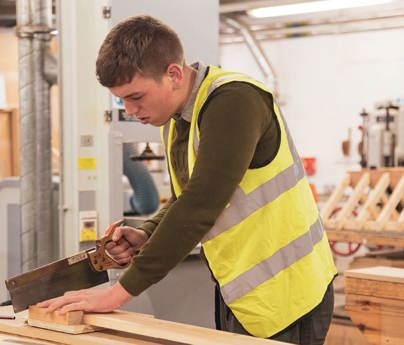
[248,0,394,18]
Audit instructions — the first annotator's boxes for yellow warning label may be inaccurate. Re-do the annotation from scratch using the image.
[80,228,97,242]
[78,157,97,170]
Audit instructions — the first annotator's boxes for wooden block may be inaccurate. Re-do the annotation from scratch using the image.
[344,266,404,345]
[345,295,404,345]
[28,306,102,334]
[324,319,369,345]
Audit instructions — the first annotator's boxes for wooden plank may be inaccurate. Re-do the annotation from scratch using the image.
[0,313,167,345]
[344,266,404,284]
[368,177,404,231]
[380,194,400,220]
[345,277,404,300]
[385,221,404,232]
[349,169,404,189]
[351,173,389,230]
[326,228,404,247]
[335,173,369,230]
[321,174,350,223]
[0,307,289,345]
[345,294,404,314]
[0,331,55,344]
[83,310,285,345]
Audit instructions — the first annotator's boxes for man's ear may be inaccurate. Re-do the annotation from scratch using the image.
[166,64,184,87]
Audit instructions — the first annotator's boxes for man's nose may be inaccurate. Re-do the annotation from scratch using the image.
[124,101,139,116]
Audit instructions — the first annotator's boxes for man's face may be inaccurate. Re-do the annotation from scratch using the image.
[110,70,180,127]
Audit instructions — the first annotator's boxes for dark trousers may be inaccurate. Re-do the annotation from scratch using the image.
[215,282,334,345]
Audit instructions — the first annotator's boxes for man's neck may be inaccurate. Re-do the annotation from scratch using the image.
[177,64,197,113]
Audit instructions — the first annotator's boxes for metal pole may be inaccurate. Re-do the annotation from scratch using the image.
[17,0,37,272]
[17,0,54,271]
[32,0,54,266]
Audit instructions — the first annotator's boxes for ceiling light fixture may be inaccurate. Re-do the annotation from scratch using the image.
[248,0,394,18]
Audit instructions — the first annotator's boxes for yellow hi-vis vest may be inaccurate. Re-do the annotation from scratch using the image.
[160,66,337,338]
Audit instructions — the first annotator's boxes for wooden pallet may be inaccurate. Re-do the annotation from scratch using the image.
[322,168,404,232]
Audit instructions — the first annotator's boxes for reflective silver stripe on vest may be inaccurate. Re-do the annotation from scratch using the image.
[203,157,304,242]
[206,73,245,97]
[221,217,324,304]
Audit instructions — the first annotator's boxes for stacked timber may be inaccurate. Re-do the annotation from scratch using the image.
[344,266,404,345]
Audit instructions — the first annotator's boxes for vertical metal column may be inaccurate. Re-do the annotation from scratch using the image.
[32,0,53,266]
[17,0,37,272]
[17,0,54,271]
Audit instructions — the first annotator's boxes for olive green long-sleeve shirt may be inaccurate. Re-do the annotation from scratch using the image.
[120,68,280,296]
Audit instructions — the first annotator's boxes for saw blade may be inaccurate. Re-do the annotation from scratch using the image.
[5,252,109,313]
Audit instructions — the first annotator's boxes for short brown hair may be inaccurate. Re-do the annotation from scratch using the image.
[96,15,184,87]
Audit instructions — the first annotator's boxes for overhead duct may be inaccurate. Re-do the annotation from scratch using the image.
[222,15,278,95]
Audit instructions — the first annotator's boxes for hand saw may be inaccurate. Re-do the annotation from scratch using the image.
[5,220,128,313]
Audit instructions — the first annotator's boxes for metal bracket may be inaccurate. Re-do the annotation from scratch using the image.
[102,6,112,19]
[15,25,53,39]
[104,110,112,122]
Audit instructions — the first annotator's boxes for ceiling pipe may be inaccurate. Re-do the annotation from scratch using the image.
[220,14,404,42]
[222,15,278,95]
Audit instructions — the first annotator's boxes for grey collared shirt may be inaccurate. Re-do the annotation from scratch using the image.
[176,61,208,123]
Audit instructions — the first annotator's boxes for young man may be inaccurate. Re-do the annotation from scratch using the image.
[39,15,337,344]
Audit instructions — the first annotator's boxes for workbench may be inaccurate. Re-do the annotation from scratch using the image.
[0,306,289,345]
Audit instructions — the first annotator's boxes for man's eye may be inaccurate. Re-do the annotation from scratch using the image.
[130,96,143,101]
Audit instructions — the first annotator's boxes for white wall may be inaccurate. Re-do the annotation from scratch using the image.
[220,28,404,193]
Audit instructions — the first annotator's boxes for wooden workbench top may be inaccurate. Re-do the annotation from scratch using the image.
[0,306,289,345]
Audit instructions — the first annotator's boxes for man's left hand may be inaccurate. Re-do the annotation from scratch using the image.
[36,282,132,314]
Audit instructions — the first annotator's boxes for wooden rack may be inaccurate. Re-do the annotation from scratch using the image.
[322,168,404,246]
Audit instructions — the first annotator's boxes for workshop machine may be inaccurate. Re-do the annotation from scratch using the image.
[359,102,404,168]
[58,0,219,256]
[1,0,219,329]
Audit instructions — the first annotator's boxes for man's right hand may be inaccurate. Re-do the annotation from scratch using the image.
[105,225,148,264]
